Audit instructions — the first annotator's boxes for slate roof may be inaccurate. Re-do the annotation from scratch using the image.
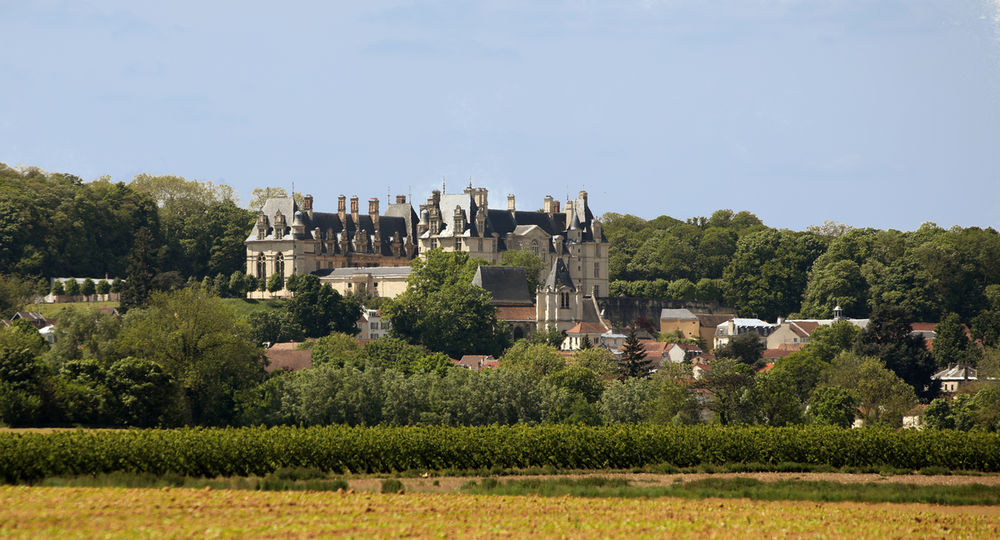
[660,308,698,321]
[312,266,412,278]
[544,258,575,291]
[932,364,977,381]
[472,266,533,305]
[250,196,417,257]
[693,313,735,329]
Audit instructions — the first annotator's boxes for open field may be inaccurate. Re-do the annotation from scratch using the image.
[2,485,998,538]
[22,301,118,318]
[219,297,285,316]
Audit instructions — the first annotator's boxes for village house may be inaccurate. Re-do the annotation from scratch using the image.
[713,318,776,349]
[932,364,978,393]
[357,308,392,340]
[665,342,702,364]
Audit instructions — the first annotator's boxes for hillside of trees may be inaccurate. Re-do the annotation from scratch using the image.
[4,161,1000,331]
[0,164,254,286]
[604,211,1000,325]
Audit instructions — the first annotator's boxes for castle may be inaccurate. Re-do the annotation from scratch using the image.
[246,186,608,300]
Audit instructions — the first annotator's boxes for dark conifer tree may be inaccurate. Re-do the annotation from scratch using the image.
[619,326,650,380]
[120,227,157,313]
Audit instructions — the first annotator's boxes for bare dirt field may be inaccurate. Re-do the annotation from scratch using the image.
[2,485,998,538]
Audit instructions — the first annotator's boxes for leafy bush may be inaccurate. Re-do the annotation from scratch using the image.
[2,425,1000,484]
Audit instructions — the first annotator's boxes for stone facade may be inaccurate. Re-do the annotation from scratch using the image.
[416,186,609,298]
[246,194,418,296]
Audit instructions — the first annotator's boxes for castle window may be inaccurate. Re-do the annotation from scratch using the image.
[560,292,569,309]
[275,254,285,286]
[594,262,599,278]
[531,239,539,256]
[256,254,266,279]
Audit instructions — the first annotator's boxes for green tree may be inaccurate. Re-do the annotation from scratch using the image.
[283,274,361,338]
[115,288,265,425]
[570,347,618,379]
[805,321,861,363]
[64,278,80,296]
[715,331,765,368]
[228,271,248,298]
[500,250,546,293]
[855,304,937,400]
[50,280,65,297]
[723,229,825,321]
[530,326,565,347]
[807,385,857,428]
[96,279,111,295]
[499,341,565,379]
[245,310,305,346]
[119,227,157,313]
[80,278,96,297]
[544,365,605,403]
[386,250,508,358]
[43,306,121,367]
[105,356,176,427]
[768,351,829,401]
[618,326,650,379]
[213,273,229,298]
[819,351,917,427]
[599,378,655,423]
[746,371,804,426]
[266,272,284,293]
[933,312,971,368]
[697,358,755,425]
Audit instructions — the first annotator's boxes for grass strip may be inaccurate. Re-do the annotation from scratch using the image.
[460,476,1000,506]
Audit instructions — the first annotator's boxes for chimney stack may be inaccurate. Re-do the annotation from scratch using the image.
[303,194,314,219]
[337,195,346,222]
[350,195,359,223]
[552,200,560,213]
[368,197,379,216]
[396,195,406,204]
[453,205,466,234]
[543,195,553,214]
[507,194,515,212]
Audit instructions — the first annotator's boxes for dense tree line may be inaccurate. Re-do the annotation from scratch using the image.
[604,211,1000,324]
[0,164,254,284]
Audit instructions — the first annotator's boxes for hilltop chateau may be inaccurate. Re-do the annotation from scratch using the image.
[246,186,609,298]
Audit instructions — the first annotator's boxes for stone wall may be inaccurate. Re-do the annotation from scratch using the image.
[597,297,733,330]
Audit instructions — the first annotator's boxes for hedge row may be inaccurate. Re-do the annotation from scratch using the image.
[2,425,999,482]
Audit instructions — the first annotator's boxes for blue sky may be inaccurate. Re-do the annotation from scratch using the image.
[2,1,998,231]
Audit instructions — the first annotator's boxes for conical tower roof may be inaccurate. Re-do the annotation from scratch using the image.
[544,257,576,291]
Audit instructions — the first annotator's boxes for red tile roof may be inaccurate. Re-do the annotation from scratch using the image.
[763,348,794,360]
[497,306,536,321]
[566,321,610,335]
[910,322,938,332]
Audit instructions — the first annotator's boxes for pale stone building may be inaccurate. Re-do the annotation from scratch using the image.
[416,186,608,298]
[246,194,418,297]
